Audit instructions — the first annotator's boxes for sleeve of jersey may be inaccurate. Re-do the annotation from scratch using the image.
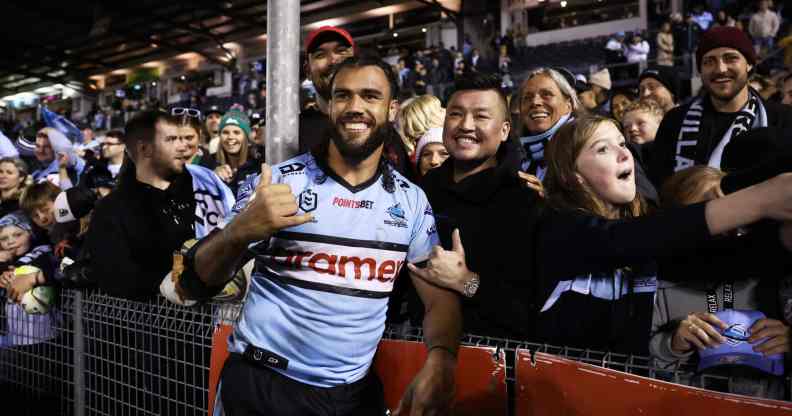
[407,188,440,263]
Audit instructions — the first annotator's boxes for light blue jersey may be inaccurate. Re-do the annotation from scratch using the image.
[228,153,438,387]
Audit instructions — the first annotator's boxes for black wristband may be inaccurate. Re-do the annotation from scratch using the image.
[178,236,226,301]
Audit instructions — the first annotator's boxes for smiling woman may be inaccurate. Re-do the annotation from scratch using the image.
[517,67,581,178]
[214,110,261,196]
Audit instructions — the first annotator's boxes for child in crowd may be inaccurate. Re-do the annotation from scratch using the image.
[621,99,663,145]
[414,127,448,178]
[0,211,61,412]
[20,181,59,233]
[621,99,664,167]
[651,166,791,399]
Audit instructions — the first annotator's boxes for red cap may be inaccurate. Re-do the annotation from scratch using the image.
[305,26,355,54]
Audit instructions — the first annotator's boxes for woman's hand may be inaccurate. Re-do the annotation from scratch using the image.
[518,172,544,197]
[215,165,234,183]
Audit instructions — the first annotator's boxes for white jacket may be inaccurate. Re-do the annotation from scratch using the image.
[749,10,780,38]
[625,40,650,63]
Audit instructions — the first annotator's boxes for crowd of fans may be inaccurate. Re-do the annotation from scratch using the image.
[2,2,792,413]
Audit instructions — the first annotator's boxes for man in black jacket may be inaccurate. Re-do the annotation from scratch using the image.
[411,73,542,339]
[649,26,792,191]
[85,111,195,300]
[80,110,234,415]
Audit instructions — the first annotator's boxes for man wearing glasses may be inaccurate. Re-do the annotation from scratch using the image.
[100,130,126,178]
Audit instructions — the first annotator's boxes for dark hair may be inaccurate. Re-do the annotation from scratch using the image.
[449,72,510,122]
[124,110,177,161]
[105,130,125,141]
[329,56,400,101]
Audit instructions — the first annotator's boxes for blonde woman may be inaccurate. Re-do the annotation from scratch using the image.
[0,157,29,218]
[397,95,445,158]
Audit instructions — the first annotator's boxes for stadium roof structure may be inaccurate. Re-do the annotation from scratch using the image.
[0,0,458,98]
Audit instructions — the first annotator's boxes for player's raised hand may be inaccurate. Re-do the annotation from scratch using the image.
[231,163,313,243]
[407,229,474,295]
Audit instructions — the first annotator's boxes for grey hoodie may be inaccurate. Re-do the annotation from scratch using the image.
[651,278,787,399]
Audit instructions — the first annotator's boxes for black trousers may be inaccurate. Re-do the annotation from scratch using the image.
[219,353,386,416]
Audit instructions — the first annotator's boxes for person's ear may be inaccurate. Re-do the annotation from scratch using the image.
[388,99,399,123]
[501,120,511,142]
[575,172,586,186]
[138,141,153,159]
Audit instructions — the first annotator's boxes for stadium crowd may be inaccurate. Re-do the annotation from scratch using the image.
[3,1,792,413]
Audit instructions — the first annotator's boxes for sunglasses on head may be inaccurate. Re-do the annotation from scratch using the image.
[171,107,202,119]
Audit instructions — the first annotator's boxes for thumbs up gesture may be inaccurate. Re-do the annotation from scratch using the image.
[231,163,314,244]
[407,229,476,295]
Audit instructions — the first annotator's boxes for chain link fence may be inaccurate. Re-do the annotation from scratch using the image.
[0,288,787,415]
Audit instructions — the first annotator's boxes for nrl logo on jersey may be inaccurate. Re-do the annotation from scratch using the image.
[299,189,318,213]
[384,203,408,228]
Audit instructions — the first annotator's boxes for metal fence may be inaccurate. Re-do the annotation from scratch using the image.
[0,289,787,416]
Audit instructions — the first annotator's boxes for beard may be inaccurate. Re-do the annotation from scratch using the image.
[152,152,185,180]
[313,70,335,101]
[329,118,389,166]
[706,71,749,103]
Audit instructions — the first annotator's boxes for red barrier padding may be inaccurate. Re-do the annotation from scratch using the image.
[373,339,508,415]
[208,324,234,416]
[514,348,792,416]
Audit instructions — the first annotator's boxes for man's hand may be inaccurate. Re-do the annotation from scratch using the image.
[750,318,791,356]
[393,348,456,416]
[407,229,474,295]
[228,164,314,245]
[671,312,727,353]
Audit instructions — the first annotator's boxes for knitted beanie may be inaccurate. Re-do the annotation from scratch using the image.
[639,67,679,99]
[218,110,251,140]
[696,27,756,71]
[588,68,612,91]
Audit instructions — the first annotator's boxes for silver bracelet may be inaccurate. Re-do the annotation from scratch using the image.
[462,273,480,298]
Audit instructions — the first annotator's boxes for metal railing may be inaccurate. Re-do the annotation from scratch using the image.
[0,289,787,416]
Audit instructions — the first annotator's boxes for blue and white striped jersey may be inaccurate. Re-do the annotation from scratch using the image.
[228,152,438,387]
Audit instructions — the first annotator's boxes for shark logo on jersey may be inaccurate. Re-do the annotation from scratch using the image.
[299,189,318,212]
[385,203,408,228]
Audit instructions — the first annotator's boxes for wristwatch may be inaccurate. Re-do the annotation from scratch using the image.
[462,273,480,298]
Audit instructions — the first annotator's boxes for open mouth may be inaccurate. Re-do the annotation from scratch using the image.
[617,168,633,181]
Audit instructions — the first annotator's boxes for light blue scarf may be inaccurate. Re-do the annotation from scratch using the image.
[519,112,572,178]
